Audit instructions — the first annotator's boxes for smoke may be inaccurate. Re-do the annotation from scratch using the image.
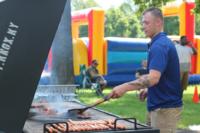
[32,85,78,115]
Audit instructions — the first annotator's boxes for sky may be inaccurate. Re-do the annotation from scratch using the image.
[95,0,125,10]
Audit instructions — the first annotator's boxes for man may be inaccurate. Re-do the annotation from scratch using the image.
[86,60,107,92]
[135,60,148,79]
[108,7,182,133]
[175,36,197,93]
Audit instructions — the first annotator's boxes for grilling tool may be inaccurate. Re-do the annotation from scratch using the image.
[68,94,111,115]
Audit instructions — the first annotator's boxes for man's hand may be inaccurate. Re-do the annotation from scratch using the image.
[109,84,129,99]
[139,88,148,101]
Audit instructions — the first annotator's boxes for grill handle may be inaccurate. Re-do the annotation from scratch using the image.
[114,117,137,130]
[43,122,68,133]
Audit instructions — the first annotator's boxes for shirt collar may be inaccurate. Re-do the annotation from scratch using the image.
[148,32,167,48]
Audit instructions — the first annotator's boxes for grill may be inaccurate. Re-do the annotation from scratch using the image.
[24,85,159,133]
[43,118,157,133]
[24,101,159,133]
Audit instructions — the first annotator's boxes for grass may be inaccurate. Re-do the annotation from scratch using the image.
[76,85,200,129]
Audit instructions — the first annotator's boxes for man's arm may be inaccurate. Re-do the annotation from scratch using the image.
[109,69,161,98]
[191,46,197,55]
[188,41,197,55]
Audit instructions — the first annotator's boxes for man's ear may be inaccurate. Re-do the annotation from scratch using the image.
[156,18,162,27]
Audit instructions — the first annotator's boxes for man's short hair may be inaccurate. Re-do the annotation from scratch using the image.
[92,60,98,65]
[180,36,188,46]
[143,7,163,22]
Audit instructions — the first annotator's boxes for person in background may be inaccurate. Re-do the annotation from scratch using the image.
[135,60,148,79]
[135,60,151,126]
[108,7,182,133]
[86,59,107,93]
[135,60,148,97]
[172,40,179,45]
[175,36,197,93]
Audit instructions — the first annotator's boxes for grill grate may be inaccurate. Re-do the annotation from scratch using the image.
[43,118,156,133]
[25,101,159,133]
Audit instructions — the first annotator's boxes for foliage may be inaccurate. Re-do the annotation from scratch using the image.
[195,14,200,35]
[194,0,200,13]
[164,16,179,35]
[71,0,98,11]
[71,0,200,37]
[71,0,99,37]
[105,3,144,38]
[131,0,174,15]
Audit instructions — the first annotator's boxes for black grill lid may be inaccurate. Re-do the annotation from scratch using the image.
[0,0,67,132]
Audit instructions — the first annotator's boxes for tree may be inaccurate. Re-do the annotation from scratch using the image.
[105,3,144,38]
[164,16,179,35]
[195,14,200,35]
[131,0,199,36]
[71,0,98,11]
[132,0,174,15]
[71,0,99,37]
[194,0,200,13]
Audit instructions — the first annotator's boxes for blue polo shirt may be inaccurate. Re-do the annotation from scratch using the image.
[147,32,182,111]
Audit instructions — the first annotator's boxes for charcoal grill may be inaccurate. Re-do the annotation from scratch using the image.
[24,101,159,133]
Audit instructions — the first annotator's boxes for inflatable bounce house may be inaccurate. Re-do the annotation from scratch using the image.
[71,8,149,86]
[41,1,200,86]
[71,1,200,86]
[162,1,200,84]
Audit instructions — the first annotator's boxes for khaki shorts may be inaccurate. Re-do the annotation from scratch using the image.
[150,107,182,133]
[180,63,190,72]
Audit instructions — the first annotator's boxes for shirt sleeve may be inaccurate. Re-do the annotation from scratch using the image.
[149,45,168,74]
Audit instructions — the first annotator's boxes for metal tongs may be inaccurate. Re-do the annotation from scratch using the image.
[68,95,111,115]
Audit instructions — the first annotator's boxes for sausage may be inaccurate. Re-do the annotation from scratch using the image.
[65,119,126,132]
[52,124,66,132]
[105,119,115,124]
[107,123,114,129]
[116,123,126,129]
[46,126,53,133]
[46,126,59,133]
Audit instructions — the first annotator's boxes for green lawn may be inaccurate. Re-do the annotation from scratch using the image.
[76,85,200,129]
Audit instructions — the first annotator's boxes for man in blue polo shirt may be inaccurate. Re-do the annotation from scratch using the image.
[108,7,182,133]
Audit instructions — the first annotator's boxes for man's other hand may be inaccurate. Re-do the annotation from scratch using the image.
[139,88,148,101]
